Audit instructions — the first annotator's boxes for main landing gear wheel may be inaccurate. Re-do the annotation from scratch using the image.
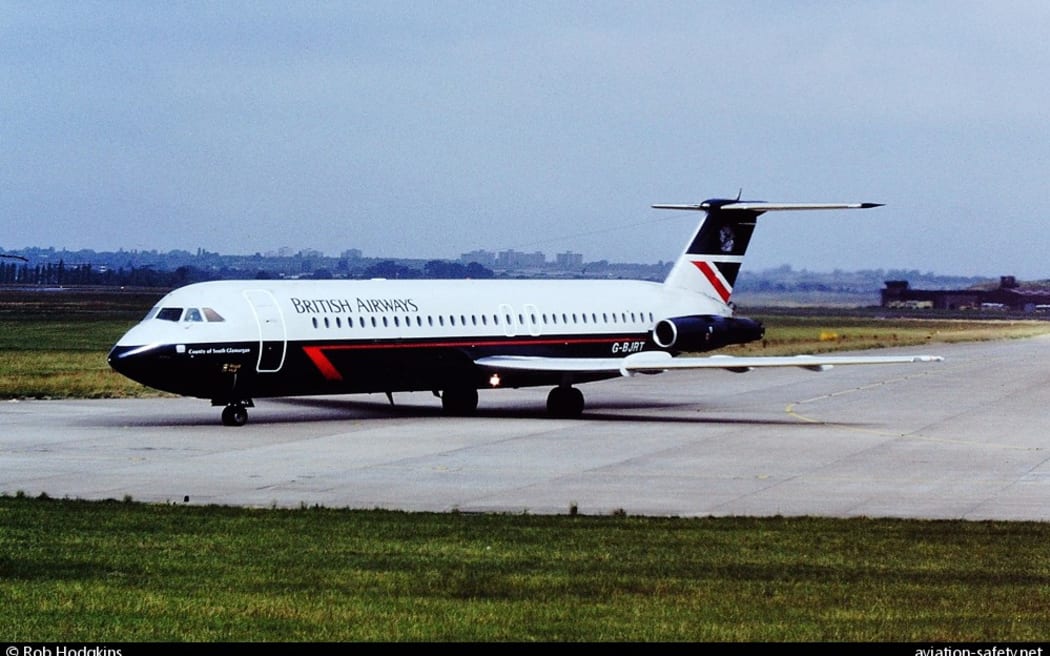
[546,386,584,418]
[221,404,249,427]
[441,387,479,416]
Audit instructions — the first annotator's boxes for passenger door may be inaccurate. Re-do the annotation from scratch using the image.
[243,289,287,373]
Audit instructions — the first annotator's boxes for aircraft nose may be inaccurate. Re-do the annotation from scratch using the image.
[107,343,160,384]
[107,347,126,376]
[108,344,133,378]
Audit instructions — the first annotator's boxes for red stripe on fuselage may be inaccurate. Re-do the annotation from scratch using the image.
[692,261,731,303]
[302,346,343,381]
[303,336,644,382]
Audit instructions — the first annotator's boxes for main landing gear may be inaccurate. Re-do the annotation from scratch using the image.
[546,385,584,419]
[438,385,585,418]
[439,387,479,416]
[216,399,254,426]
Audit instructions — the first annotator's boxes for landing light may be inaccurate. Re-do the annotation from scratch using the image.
[489,373,501,387]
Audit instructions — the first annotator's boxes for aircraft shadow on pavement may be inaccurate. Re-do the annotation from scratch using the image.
[267,396,829,427]
[78,397,863,429]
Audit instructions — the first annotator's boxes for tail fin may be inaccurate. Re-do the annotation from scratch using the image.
[656,198,883,303]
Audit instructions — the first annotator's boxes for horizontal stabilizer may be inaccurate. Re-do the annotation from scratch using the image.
[652,202,883,212]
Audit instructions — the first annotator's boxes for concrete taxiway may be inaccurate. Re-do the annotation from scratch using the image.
[2,337,1049,520]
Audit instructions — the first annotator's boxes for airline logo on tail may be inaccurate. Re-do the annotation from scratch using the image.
[656,198,760,303]
[692,260,733,304]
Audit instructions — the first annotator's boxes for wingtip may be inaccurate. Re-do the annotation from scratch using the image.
[859,202,885,209]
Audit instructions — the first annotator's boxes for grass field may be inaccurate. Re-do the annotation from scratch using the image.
[2,495,1048,642]
[728,313,1050,356]
[0,287,164,398]
[3,287,1050,642]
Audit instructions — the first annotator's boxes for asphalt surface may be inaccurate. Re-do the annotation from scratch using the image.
[3,337,1048,520]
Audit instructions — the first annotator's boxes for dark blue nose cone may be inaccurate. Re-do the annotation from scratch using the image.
[107,344,151,385]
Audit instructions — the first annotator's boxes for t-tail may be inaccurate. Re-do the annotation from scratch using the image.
[655,197,884,304]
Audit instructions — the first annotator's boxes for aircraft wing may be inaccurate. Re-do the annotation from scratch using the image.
[475,351,943,377]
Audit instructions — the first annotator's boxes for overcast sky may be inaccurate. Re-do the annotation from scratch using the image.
[3,1,1049,277]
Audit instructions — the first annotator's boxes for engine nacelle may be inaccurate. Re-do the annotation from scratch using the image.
[652,315,765,353]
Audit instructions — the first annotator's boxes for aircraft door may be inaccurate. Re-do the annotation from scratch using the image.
[523,303,541,337]
[498,303,516,337]
[243,289,287,373]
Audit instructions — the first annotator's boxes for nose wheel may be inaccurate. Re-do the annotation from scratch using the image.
[217,401,253,426]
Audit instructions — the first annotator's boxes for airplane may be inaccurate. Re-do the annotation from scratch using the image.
[107,196,943,426]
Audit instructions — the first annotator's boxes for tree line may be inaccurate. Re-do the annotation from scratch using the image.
[0,260,212,287]
[0,259,495,287]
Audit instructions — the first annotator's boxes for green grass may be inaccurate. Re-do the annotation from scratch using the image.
[2,495,1048,642]
[727,315,1050,356]
[0,319,152,398]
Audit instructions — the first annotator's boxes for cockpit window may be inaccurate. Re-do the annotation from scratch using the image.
[143,307,160,321]
[153,306,223,322]
[156,307,183,322]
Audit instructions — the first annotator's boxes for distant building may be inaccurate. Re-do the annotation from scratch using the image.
[556,251,583,268]
[496,249,546,268]
[882,276,1050,312]
[460,249,496,266]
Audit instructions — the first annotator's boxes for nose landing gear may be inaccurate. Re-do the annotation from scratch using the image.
[215,399,254,426]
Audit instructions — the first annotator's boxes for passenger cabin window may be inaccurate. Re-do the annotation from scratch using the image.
[156,307,183,322]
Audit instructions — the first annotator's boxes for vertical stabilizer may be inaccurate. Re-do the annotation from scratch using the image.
[655,199,883,304]
[657,199,763,303]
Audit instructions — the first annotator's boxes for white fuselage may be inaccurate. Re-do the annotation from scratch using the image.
[109,277,731,403]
